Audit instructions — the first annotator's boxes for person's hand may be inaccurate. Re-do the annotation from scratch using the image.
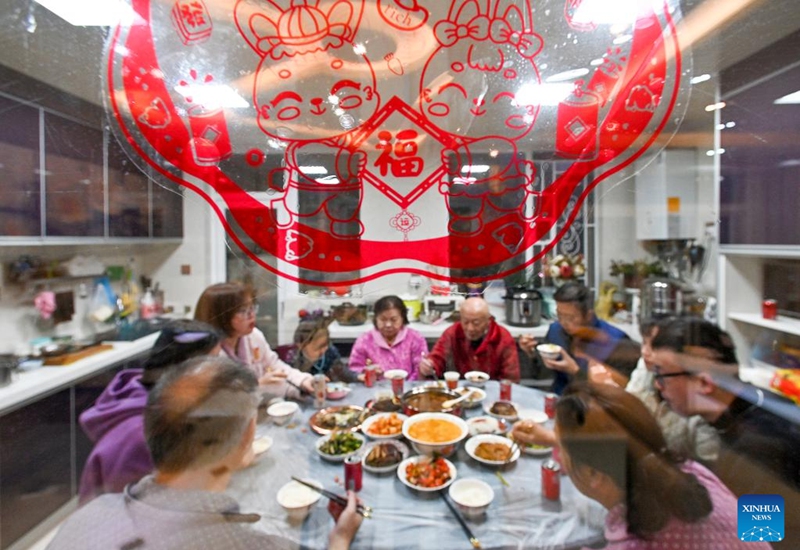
[518,334,537,356]
[588,362,620,387]
[328,491,364,550]
[258,370,288,386]
[511,420,556,447]
[541,351,580,376]
[300,377,317,394]
[419,355,436,377]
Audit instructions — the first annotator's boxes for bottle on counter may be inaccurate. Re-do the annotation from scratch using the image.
[140,289,156,320]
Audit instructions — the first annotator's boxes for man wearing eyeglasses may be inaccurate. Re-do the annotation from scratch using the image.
[651,317,800,547]
[519,282,636,394]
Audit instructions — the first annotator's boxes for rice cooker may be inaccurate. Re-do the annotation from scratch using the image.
[504,287,543,327]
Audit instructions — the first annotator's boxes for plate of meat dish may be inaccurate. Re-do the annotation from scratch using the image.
[483,400,520,421]
[465,434,520,465]
[309,405,365,435]
[362,440,409,474]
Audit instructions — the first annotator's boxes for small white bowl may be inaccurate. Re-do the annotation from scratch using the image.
[463,371,490,387]
[277,479,322,522]
[449,478,494,518]
[536,343,563,360]
[467,416,508,436]
[252,435,273,457]
[397,456,457,492]
[326,382,351,400]
[315,432,365,462]
[361,412,408,439]
[267,401,299,426]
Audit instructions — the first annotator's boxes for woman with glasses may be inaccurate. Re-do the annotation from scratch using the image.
[194,282,315,397]
[349,295,427,381]
[552,382,766,549]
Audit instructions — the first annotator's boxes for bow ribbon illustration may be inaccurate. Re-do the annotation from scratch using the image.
[489,19,543,59]
[434,15,490,46]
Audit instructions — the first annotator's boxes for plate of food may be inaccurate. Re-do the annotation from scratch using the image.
[315,432,365,462]
[309,405,365,435]
[466,416,508,436]
[362,440,409,474]
[454,386,487,409]
[484,400,520,421]
[397,456,457,492]
[509,424,554,456]
[361,412,407,439]
[364,396,402,414]
[326,382,351,400]
[517,408,549,424]
[465,434,520,465]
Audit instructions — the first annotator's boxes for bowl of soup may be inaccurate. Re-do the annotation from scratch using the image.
[401,387,462,416]
[402,412,468,457]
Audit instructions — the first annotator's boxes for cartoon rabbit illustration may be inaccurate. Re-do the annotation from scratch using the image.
[419,0,543,235]
[235,0,379,237]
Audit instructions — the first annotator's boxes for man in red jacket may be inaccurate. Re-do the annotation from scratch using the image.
[419,297,520,382]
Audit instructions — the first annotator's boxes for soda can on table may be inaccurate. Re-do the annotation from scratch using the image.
[542,459,561,500]
[544,393,558,419]
[364,365,378,388]
[344,455,363,492]
[500,379,512,401]
[313,374,326,408]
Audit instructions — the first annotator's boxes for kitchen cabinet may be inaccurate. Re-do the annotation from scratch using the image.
[0,338,154,550]
[718,248,800,388]
[0,91,182,242]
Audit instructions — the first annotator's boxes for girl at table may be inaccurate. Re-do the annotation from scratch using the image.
[548,382,767,549]
[194,282,315,398]
[349,295,427,381]
[287,318,363,383]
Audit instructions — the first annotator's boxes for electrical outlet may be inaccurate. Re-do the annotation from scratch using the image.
[181,264,191,275]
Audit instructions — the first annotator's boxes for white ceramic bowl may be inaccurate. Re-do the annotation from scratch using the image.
[315,432,365,462]
[361,412,408,439]
[362,440,410,474]
[277,479,322,522]
[267,401,299,426]
[456,386,487,409]
[517,408,549,424]
[463,371,490,388]
[397,456,457,492]
[251,435,273,459]
[466,416,508,436]
[448,478,494,518]
[402,412,468,457]
[326,382,351,400]
[465,434,520,465]
[536,343,563,360]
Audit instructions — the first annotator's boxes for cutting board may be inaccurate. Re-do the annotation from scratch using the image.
[43,344,115,366]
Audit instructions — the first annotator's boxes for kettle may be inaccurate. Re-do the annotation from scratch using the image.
[504,287,543,327]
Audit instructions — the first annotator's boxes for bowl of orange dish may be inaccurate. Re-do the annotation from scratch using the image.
[361,412,408,440]
[402,412,468,457]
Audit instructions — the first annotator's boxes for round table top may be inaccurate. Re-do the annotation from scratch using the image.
[227,379,607,550]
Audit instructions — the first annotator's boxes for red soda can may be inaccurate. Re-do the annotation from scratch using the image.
[344,455,363,492]
[762,299,778,320]
[542,459,561,500]
[544,393,557,419]
[364,365,377,388]
[500,379,512,401]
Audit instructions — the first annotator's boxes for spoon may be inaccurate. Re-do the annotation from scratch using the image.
[441,390,476,410]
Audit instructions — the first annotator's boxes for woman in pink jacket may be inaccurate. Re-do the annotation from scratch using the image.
[349,295,428,381]
[195,282,314,398]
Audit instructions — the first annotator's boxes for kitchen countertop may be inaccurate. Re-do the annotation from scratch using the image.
[0,332,160,415]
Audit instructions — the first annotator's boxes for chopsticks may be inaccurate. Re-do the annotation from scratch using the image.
[290,477,373,518]
[440,492,482,549]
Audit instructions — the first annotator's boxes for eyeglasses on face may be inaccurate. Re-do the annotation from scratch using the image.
[653,369,693,383]
[235,304,259,317]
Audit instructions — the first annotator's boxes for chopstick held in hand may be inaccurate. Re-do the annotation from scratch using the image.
[290,477,372,518]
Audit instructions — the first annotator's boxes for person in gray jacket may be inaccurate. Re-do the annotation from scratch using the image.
[47,356,362,550]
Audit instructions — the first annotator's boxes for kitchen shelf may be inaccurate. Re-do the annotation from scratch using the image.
[728,313,800,337]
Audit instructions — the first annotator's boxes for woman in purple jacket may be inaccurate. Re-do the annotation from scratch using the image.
[77,320,222,504]
[349,295,428,381]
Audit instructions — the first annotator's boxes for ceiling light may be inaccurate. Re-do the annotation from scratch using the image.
[461,165,490,174]
[545,68,590,83]
[570,0,641,26]
[774,90,800,104]
[590,58,604,66]
[516,83,574,106]
[174,84,249,109]
[725,121,736,128]
[779,159,800,167]
[34,0,135,26]
[690,74,711,84]
[612,34,632,45]
[705,101,726,112]
[298,166,328,175]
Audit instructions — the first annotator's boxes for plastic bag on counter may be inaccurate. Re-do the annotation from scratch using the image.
[89,278,117,324]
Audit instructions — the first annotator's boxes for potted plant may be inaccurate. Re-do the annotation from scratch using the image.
[609,258,667,289]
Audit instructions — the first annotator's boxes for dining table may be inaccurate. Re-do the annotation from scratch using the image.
[227,380,607,550]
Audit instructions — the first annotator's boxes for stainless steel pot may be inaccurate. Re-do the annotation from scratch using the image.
[504,287,543,327]
[639,277,690,321]
[401,386,462,416]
